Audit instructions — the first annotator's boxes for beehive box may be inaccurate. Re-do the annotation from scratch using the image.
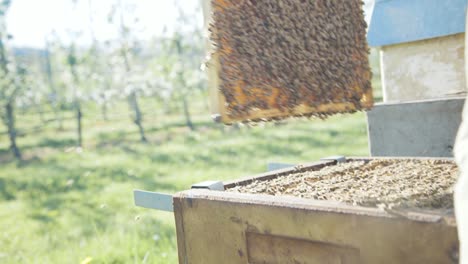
[173,157,459,264]
[367,0,467,102]
[365,0,467,157]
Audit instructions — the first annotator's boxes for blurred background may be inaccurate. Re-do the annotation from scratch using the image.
[0,0,380,263]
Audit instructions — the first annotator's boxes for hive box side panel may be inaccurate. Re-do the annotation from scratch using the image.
[380,34,466,102]
[367,98,465,157]
[173,196,188,264]
[173,190,458,264]
[246,232,360,264]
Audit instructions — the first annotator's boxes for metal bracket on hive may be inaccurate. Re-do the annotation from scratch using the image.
[191,180,224,191]
[320,155,347,164]
[133,181,224,212]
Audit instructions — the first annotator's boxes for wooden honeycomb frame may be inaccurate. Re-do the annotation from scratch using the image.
[203,0,374,124]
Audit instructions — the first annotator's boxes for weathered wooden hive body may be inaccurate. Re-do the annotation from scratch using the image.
[366,0,467,157]
[172,157,459,264]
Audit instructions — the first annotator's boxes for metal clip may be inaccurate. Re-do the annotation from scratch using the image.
[320,155,346,163]
[191,181,224,191]
[134,181,224,212]
[133,190,174,212]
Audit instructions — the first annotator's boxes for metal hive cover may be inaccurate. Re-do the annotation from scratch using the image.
[205,0,373,124]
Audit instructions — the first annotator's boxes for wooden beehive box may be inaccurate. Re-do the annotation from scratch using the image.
[368,0,467,102]
[366,0,467,157]
[173,158,459,264]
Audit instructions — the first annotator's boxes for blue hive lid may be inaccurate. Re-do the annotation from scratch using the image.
[367,0,467,47]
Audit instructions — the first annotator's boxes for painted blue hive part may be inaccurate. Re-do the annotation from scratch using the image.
[367,0,467,47]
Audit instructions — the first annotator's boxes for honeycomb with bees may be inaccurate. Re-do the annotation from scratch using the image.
[204,0,373,124]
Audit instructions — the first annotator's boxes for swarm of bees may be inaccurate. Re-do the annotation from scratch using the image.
[209,0,373,123]
[228,159,458,209]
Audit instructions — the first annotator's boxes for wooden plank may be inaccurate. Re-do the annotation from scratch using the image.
[246,232,360,264]
[173,196,188,264]
[177,189,453,222]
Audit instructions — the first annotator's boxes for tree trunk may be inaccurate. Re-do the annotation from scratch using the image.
[5,102,21,160]
[182,96,195,131]
[55,108,64,131]
[68,44,83,147]
[37,103,45,122]
[75,101,82,147]
[101,103,108,121]
[174,35,195,131]
[162,99,173,115]
[44,42,63,130]
[128,92,147,142]
[119,26,147,143]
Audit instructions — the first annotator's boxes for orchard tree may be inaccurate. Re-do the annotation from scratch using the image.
[13,45,50,123]
[160,0,206,131]
[43,35,67,130]
[58,0,100,147]
[65,43,85,147]
[108,0,148,142]
[16,70,48,122]
[86,0,115,121]
[172,32,195,130]
[0,0,25,159]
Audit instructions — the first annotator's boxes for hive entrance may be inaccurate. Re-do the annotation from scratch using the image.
[208,0,373,124]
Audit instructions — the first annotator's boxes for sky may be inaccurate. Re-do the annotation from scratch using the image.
[6,0,203,48]
[6,0,373,49]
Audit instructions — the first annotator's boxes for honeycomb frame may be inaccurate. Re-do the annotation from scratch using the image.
[203,0,373,124]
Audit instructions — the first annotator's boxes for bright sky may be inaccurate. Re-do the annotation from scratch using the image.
[6,0,373,48]
[6,0,202,48]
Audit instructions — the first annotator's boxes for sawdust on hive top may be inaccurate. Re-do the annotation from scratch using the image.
[227,159,459,210]
[210,0,373,123]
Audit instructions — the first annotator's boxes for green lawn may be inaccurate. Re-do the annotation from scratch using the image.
[0,100,370,263]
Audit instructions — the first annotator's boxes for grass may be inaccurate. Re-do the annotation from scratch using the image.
[0,96,371,263]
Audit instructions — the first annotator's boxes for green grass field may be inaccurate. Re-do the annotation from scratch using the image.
[0,97,370,263]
